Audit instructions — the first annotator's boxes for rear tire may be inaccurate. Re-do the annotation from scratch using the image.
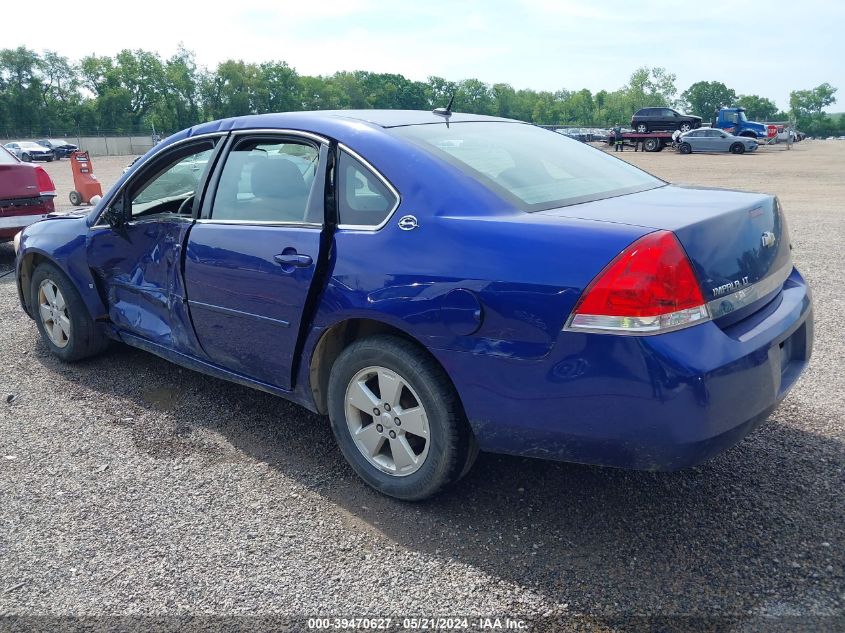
[730,143,745,154]
[679,142,692,154]
[327,335,473,500]
[30,262,108,362]
[643,138,660,152]
[69,191,82,205]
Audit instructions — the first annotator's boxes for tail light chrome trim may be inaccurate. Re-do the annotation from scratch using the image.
[566,306,710,336]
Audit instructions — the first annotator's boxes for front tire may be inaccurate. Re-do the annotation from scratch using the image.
[30,262,108,362]
[635,123,648,133]
[21,153,31,162]
[327,335,473,500]
[730,143,745,154]
[679,122,692,132]
[69,190,82,205]
[679,142,692,154]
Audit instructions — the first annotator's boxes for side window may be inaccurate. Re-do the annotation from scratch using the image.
[726,112,738,123]
[130,143,215,218]
[211,138,319,223]
[337,151,398,228]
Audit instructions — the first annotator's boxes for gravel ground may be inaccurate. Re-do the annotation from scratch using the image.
[0,141,843,631]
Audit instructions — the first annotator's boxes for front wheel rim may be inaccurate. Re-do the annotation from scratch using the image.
[344,365,431,477]
[38,279,71,348]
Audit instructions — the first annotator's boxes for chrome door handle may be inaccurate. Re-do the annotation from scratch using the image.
[273,253,313,267]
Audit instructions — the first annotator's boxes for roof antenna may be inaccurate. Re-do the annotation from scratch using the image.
[433,93,455,118]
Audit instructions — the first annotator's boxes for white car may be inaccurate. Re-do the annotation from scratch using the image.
[4,141,54,162]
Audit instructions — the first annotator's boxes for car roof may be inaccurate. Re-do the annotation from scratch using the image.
[203,109,517,131]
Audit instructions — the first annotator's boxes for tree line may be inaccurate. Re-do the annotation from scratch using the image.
[1,46,841,138]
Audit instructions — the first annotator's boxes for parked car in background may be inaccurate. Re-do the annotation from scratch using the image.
[35,139,78,159]
[678,128,759,154]
[590,128,609,142]
[631,107,702,133]
[0,145,56,242]
[4,141,55,162]
[14,110,812,500]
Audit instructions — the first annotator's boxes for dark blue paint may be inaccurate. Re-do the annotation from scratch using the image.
[16,110,813,472]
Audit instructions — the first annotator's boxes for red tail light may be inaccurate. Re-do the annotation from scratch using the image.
[565,230,710,334]
[34,166,56,197]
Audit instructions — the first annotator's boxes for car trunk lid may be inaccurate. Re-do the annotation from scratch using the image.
[0,163,42,201]
[537,184,792,325]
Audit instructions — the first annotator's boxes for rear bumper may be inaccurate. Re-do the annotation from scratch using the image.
[0,203,54,240]
[434,267,813,470]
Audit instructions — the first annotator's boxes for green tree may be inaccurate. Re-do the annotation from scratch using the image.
[0,47,46,132]
[790,83,838,134]
[680,81,737,119]
[625,67,678,111]
[454,78,494,114]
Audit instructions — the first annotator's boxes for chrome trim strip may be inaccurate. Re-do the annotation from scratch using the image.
[336,143,402,232]
[706,261,793,319]
[188,299,290,328]
[230,128,329,145]
[195,219,321,228]
[564,306,710,336]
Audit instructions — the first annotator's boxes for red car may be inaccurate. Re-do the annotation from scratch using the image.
[0,145,56,242]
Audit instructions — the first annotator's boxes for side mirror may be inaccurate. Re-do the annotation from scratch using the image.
[103,206,126,229]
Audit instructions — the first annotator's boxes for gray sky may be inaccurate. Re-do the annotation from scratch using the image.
[9,0,844,112]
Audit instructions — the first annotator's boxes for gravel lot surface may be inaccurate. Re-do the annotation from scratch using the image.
[1,141,843,631]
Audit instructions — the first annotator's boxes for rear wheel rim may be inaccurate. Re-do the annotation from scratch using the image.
[38,279,71,348]
[344,365,430,477]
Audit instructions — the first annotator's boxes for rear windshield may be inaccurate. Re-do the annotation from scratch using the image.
[390,122,663,212]
[0,146,18,164]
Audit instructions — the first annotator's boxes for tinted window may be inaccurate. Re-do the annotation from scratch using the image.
[662,109,677,117]
[391,122,663,212]
[211,139,319,223]
[131,143,215,217]
[337,151,398,227]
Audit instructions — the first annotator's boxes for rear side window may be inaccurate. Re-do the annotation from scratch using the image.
[392,122,663,212]
[211,139,319,224]
[337,151,398,228]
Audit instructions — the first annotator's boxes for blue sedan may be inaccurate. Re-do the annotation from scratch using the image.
[13,110,813,500]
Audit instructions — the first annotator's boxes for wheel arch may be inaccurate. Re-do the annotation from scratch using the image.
[17,249,57,317]
[308,317,464,419]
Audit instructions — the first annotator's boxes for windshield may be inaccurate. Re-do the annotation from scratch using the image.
[391,122,663,211]
[49,139,69,145]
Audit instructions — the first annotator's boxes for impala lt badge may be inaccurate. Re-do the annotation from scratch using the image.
[761,231,776,248]
[712,276,750,298]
